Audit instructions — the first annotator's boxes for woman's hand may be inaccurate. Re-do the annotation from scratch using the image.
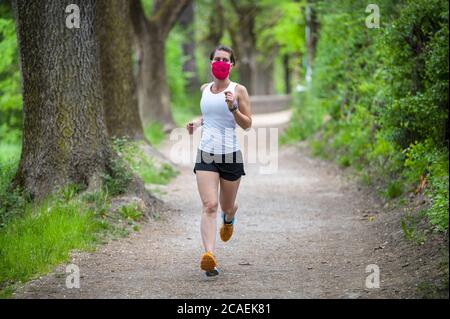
[224,91,235,109]
[186,118,202,135]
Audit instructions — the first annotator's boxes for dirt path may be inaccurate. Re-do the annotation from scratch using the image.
[13,110,432,299]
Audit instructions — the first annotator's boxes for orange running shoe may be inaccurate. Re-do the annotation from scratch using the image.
[220,211,236,242]
[200,251,218,276]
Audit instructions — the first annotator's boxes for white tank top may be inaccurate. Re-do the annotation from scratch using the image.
[199,81,240,154]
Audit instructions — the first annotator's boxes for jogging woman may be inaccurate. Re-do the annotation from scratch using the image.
[186,45,252,277]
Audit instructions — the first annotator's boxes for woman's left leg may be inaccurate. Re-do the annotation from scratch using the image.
[219,177,241,221]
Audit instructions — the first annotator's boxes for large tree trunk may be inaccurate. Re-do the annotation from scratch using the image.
[96,0,144,140]
[137,29,173,131]
[179,2,199,93]
[12,0,112,199]
[130,0,191,133]
[228,1,258,95]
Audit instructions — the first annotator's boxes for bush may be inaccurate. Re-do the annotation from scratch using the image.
[281,0,448,231]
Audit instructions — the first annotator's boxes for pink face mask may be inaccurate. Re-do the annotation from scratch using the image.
[211,61,231,80]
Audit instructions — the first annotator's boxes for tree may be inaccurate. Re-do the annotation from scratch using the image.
[256,0,305,93]
[12,0,114,199]
[11,0,162,212]
[130,0,191,132]
[226,0,305,95]
[204,0,224,49]
[227,0,259,95]
[179,2,200,93]
[96,0,144,140]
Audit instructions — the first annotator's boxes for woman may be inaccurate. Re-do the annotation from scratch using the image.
[186,45,252,277]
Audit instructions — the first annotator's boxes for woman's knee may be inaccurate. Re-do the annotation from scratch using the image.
[202,200,218,215]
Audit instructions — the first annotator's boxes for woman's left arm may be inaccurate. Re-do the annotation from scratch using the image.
[232,85,252,130]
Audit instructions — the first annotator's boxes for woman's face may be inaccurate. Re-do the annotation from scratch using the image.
[211,50,233,68]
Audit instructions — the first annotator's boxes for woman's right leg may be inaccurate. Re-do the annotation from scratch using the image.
[196,170,220,253]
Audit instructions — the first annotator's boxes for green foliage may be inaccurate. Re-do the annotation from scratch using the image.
[0,5,22,144]
[144,121,166,148]
[101,155,134,197]
[165,25,202,126]
[280,92,327,143]
[256,0,305,56]
[402,139,449,230]
[426,173,449,231]
[166,27,189,112]
[0,158,29,228]
[118,203,142,222]
[0,143,21,164]
[111,138,178,185]
[385,180,403,199]
[379,0,449,148]
[282,0,449,231]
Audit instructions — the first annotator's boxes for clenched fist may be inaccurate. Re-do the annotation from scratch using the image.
[186,118,202,135]
[224,91,235,109]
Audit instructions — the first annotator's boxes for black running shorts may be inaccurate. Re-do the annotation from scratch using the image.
[193,148,246,181]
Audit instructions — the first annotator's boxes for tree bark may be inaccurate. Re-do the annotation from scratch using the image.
[12,0,112,199]
[130,0,191,132]
[179,2,199,93]
[228,1,259,95]
[96,0,144,140]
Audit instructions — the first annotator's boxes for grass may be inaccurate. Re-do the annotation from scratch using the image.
[0,124,180,297]
[138,162,178,185]
[0,194,106,296]
[118,202,142,222]
[0,180,149,298]
[416,249,449,299]
[112,138,178,185]
[0,138,174,298]
[0,143,21,164]
[400,212,427,245]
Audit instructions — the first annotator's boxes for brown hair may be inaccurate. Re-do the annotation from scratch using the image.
[209,45,236,66]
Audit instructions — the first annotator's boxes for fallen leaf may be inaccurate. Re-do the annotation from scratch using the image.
[238,262,252,266]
